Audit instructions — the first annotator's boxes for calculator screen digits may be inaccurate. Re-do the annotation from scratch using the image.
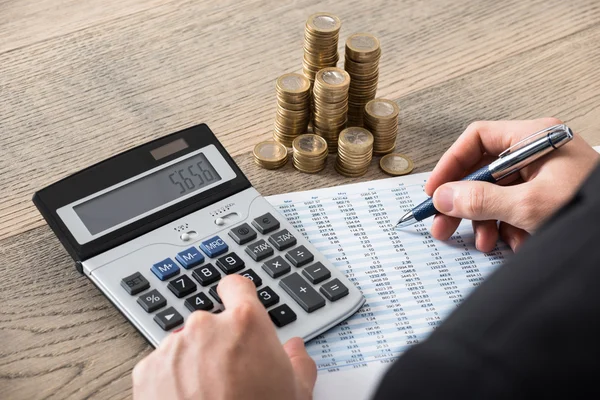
[74,153,221,235]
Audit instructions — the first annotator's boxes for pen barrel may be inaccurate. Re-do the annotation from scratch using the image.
[413,167,496,221]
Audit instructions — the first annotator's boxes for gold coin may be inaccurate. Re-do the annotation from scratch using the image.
[365,99,399,119]
[306,13,341,33]
[315,68,351,88]
[345,33,381,62]
[254,141,288,167]
[379,153,414,176]
[292,134,328,155]
[277,73,311,94]
[339,127,373,148]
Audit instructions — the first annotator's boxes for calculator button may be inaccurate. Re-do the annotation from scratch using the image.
[121,272,150,295]
[200,236,229,258]
[192,264,221,286]
[213,309,223,314]
[209,284,222,304]
[167,275,197,298]
[175,247,205,269]
[262,256,291,278]
[137,289,167,313]
[239,269,262,287]
[320,279,349,301]
[269,304,297,327]
[184,292,214,312]
[151,258,180,281]
[245,239,274,262]
[268,229,297,251]
[257,286,280,308]
[252,213,280,234]
[302,262,331,284]
[285,246,314,268]
[279,273,326,313]
[228,223,257,245]
[154,307,184,331]
[216,252,245,274]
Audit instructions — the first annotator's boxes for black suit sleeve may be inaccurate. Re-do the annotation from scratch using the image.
[373,164,600,400]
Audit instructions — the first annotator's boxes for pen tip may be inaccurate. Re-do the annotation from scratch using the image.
[395,211,416,229]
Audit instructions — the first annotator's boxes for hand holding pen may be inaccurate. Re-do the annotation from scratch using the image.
[398,119,599,252]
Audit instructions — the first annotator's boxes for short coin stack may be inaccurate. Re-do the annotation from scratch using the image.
[335,127,374,177]
[344,33,381,127]
[302,13,342,84]
[253,141,289,169]
[312,67,351,152]
[363,98,399,155]
[292,134,328,173]
[273,73,312,147]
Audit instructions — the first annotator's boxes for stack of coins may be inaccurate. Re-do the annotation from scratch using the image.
[363,98,399,155]
[344,33,381,127]
[302,13,342,83]
[273,73,311,147]
[335,127,374,177]
[253,141,289,170]
[292,134,328,173]
[312,67,351,152]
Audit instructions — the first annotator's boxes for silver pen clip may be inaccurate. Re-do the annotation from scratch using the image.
[498,124,568,158]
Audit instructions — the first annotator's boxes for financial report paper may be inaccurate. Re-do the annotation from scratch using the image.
[266,171,512,399]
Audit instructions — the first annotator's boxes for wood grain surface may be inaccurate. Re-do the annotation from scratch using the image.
[1,0,600,398]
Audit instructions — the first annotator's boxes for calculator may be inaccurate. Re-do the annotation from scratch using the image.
[33,123,365,346]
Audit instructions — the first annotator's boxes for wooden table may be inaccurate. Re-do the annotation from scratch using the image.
[1,0,599,397]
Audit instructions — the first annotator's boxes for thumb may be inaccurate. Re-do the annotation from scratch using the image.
[283,337,317,397]
[433,181,524,224]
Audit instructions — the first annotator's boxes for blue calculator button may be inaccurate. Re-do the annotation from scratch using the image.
[151,258,180,281]
[200,236,229,258]
[175,247,205,269]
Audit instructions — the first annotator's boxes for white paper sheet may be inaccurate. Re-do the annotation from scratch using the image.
[266,172,512,399]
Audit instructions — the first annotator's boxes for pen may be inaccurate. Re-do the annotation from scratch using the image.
[395,124,574,228]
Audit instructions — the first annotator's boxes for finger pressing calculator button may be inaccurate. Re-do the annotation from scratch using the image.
[216,252,245,274]
[137,289,167,313]
[279,273,326,313]
[228,223,257,245]
[154,307,184,331]
[258,286,280,308]
[184,292,214,312]
[268,229,297,251]
[268,304,297,327]
[175,247,205,269]
[209,284,222,304]
[239,269,262,287]
[285,245,314,268]
[252,213,280,234]
[192,264,221,286]
[245,239,274,261]
[262,256,291,278]
[121,272,150,295]
[167,275,197,298]
[151,258,180,281]
[319,279,349,301]
[200,236,229,258]
[302,262,331,284]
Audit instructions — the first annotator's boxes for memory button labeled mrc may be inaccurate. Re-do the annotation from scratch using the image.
[200,236,229,258]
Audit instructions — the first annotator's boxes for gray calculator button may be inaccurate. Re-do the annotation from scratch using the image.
[137,289,167,313]
[285,245,314,267]
[121,272,150,295]
[320,279,349,301]
[268,229,297,251]
[154,307,183,331]
[279,273,325,313]
[302,262,331,284]
[252,213,280,234]
[262,256,291,278]
[245,239,274,261]
[228,223,257,245]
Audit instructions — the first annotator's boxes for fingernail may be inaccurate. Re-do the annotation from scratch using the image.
[172,327,184,333]
[435,186,454,213]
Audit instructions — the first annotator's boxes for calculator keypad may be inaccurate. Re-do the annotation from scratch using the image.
[121,211,352,334]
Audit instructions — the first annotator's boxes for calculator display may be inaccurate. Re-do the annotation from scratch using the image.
[74,153,221,235]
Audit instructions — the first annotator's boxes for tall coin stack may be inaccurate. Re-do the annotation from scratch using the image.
[312,67,351,152]
[363,98,399,155]
[344,33,381,127]
[273,73,311,147]
[335,127,374,177]
[302,13,342,84]
[292,134,328,173]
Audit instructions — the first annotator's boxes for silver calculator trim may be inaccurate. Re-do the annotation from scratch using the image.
[82,187,365,346]
[57,145,236,245]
